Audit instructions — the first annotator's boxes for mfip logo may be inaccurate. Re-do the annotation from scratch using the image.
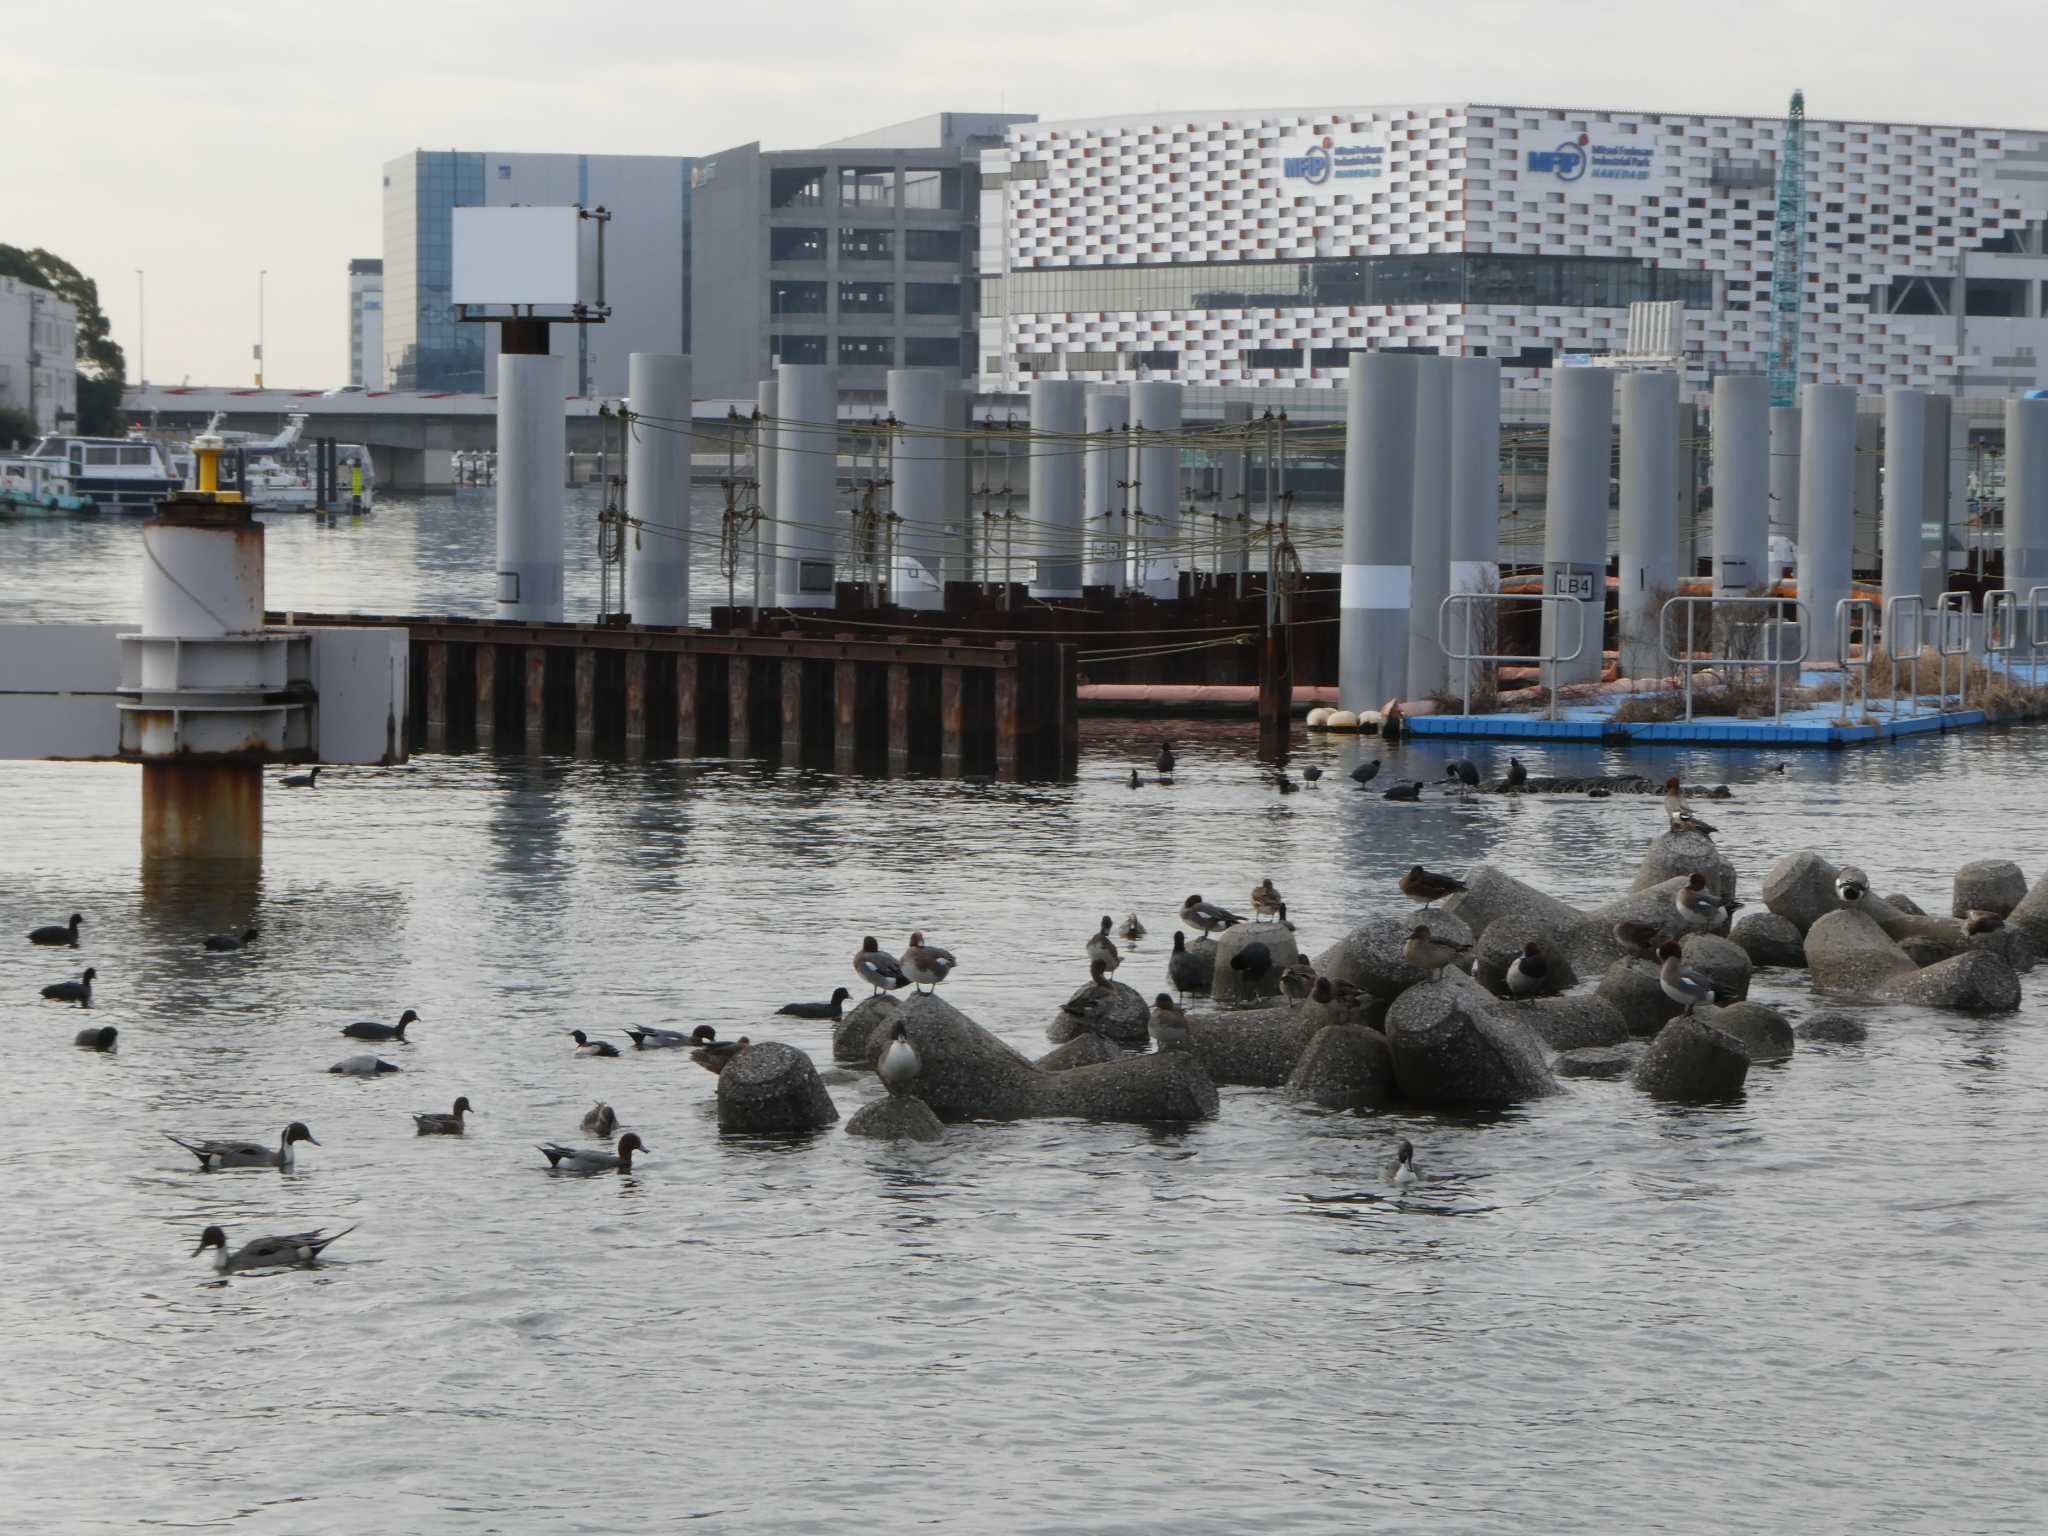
[1528,133,1589,182]
[1283,135,1334,185]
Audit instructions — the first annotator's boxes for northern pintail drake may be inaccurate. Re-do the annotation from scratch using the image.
[626,1024,715,1051]
[1251,879,1284,921]
[205,929,260,952]
[691,1036,749,1075]
[1506,757,1528,789]
[1086,916,1122,972]
[777,988,852,1020]
[582,1101,618,1136]
[279,766,321,788]
[1148,993,1192,1053]
[1280,961,1316,1007]
[330,1054,401,1076]
[75,1024,118,1052]
[413,1096,474,1135]
[855,936,911,996]
[343,1009,417,1042]
[29,912,82,947]
[1117,912,1145,942]
[1383,779,1423,802]
[1657,941,1715,1015]
[878,1019,921,1095]
[1506,943,1550,999]
[194,1223,354,1272]
[1229,941,1273,982]
[569,1030,621,1058]
[1350,759,1381,786]
[1676,873,1740,925]
[1835,867,1868,904]
[537,1132,647,1175]
[900,932,958,993]
[1403,925,1471,982]
[1401,865,1467,909]
[41,967,96,1005]
[1156,742,1176,776]
[1385,1139,1419,1189]
[1167,931,1207,998]
[166,1121,319,1171]
[1179,895,1246,936]
[1614,919,1665,959]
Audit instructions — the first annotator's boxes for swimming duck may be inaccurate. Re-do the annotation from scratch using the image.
[1613,919,1665,959]
[342,1009,417,1041]
[1506,757,1528,790]
[691,1036,750,1075]
[1148,993,1193,1053]
[581,1101,618,1136]
[1156,742,1176,777]
[75,1024,118,1052]
[1230,941,1274,983]
[1280,961,1317,1007]
[1382,779,1424,802]
[900,932,958,993]
[1505,942,1550,999]
[537,1132,647,1175]
[854,936,911,996]
[1400,865,1467,909]
[878,1019,921,1096]
[1834,867,1867,905]
[28,912,82,947]
[1676,872,1740,926]
[279,766,321,788]
[1587,787,1612,800]
[626,1023,714,1050]
[1167,931,1209,998]
[569,1030,621,1058]
[41,967,96,1005]
[1117,912,1145,943]
[1251,879,1284,921]
[1179,895,1246,936]
[777,988,853,1020]
[1385,1139,1419,1189]
[1274,771,1300,795]
[1086,916,1123,972]
[1302,764,1323,784]
[1350,759,1381,786]
[1127,768,1142,789]
[193,1223,354,1273]
[1403,925,1471,982]
[1656,940,1715,1015]
[165,1121,319,1171]
[204,928,260,952]
[413,1096,474,1135]
[329,1054,401,1076]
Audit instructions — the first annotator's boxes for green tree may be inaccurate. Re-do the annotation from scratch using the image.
[0,404,39,447]
[0,245,127,434]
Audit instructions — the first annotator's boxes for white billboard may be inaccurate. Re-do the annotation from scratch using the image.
[452,206,589,307]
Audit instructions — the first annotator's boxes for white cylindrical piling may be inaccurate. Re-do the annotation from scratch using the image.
[1797,384,1858,663]
[624,353,691,626]
[497,352,568,621]
[1769,404,1801,575]
[1027,379,1087,597]
[1922,394,1956,612]
[1219,400,1252,579]
[1083,390,1129,589]
[1447,357,1501,697]
[1881,390,1928,637]
[753,379,778,614]
[887,368,949,611]
[1618,370,1680,680]
[1129,380,1182,596]
[2006,398,2048,641]
[1406,357,1453,701]
[1340,352,1418,712]
[1712,374,1770,594]
[774,363,837,609]
[1541,366,1613,685]
[943,384,970,583]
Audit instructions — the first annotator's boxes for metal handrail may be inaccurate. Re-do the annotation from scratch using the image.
[1984,588,2019,682]
[1882,594,1924,716]
[1835,597,1876,723]
[2026,586,2048,680]
[1439,591,1588,721]
[1658,595,1809,722]
[1935,590,1973,709]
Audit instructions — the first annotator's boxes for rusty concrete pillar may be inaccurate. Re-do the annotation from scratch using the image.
[995,666,1019,781]
[677,654,699,755]
[834,657,858,772]
[729,655,751,758]
[780,658,803,766]
[573,649,597,755]
[940,665,964,776]
[142,762,262,861]
[474,644,497,750]
[886,662,910,773]
[424,640,448,752]
[623,651,648,758]
[525,646,547,749]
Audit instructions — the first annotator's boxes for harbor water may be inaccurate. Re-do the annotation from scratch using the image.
[1,497,2044,1531]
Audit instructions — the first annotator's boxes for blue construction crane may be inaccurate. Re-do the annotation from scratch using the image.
[1766,89,1807,408]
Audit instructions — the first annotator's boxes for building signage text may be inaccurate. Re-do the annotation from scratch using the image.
[1275,130,1388,200]
[1528,133,1656,183]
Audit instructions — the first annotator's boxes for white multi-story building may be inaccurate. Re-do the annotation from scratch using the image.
[978,103,2048,397]
[0,274,78,435]
[348,258,383,389]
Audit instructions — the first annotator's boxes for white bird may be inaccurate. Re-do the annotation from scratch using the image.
[878,1020,920,1096]
[1385,1139,1419,1189]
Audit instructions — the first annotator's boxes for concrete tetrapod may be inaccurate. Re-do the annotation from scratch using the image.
[844,1094,945,1142]
[1036,1034,1122,1071]
[1795,1013,1870,1044]
[1731,912,1806,969]
[1473,916,1578,998]
[1630,829,1739,901]
[1761,850,1845,934]
[1679,933,1752,1003]
[872,992,1218,1123]
[1880,950,2022,1013]
[1554,1045,1642,1080]
[1507,994,1631,1051]
[834,994,899,1064]
[1571,888,1695,973]
[1284,1024,1397,1110]
[1699,1001,1795,1061]
[1439,866,1584,941]
[1952,858,2027,919]
[1328,911,1477,1000]
[1210,921,1301,1008]
[1383,970,1556,1110]
[1632,1014,1749,1101]
[1596,958,1686,1035]
[1046,976,1150,1046]
[2004,871,2048,948]
[1182,1004,1326,1086]
[715,1041,841,1134]
[1803,909,1918,995]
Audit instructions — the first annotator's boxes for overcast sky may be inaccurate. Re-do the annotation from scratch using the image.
[19,0,2047,390]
